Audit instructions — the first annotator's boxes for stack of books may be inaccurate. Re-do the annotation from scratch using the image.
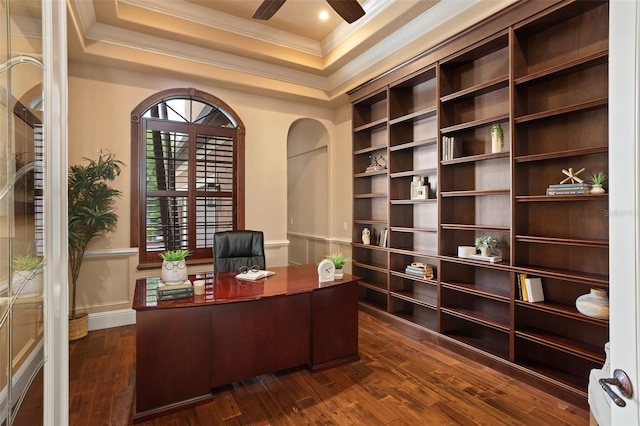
[405,264,426,277]
[469,254,502,263]
[157,280,194,300]
[546,183,589,195]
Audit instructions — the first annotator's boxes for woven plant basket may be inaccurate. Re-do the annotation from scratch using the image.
[69,312,88,341]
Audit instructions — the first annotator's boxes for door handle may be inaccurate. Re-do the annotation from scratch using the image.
[598,369,633,407]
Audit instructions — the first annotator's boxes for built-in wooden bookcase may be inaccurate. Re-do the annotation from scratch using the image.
[350,0,609,403]
[511,0,609,391]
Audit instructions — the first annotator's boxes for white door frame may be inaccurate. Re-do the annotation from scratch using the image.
[609,0,639,423]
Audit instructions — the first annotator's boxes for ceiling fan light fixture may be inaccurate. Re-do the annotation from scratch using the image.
[253,0,365,24]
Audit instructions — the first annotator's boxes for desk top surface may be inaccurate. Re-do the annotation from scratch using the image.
[132,264,359,311]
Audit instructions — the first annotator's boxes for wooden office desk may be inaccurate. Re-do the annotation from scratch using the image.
[132,264,360,422]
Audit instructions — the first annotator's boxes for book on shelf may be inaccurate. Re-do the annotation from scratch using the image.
[518,273,528,301]
[404,268,424,277]
[516,277,523,300]
[524,277,544,303]
[235,270,276,281]
[546,182,590,195]
[546,187,589,195]
[379,228,388,248]
[441,136,462,161]
[469,254,502,263]
[405,266,427,276]
[548,183,589,189]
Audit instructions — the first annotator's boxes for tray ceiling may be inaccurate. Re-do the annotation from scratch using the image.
[66,0,516,105]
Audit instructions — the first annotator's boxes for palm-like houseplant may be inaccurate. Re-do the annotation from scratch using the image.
[68,154,124,337]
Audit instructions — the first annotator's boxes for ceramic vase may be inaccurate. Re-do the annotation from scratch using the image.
[362,228,371,245]
[491,133,502,153]
[335,268,344,280]
[161,260,188,284]
[481,247,491,257]
[590,184,605,194]
[576,288,609,319]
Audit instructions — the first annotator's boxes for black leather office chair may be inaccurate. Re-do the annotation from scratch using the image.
[213,230,266,273]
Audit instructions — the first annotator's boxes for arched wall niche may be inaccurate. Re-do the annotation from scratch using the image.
[286,118,329,265]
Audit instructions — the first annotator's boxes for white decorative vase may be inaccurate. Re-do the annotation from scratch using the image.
[335,268,344,280]
[576,288,609,319]
[491,133,502,153]
[161,260,188,284]
[362,228,370,245]
[590,184,605,194]
[481,247,492,257]
[14,270,44,298]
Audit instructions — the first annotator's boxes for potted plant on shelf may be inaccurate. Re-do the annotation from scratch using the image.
[490,122,504,154]
[12,254,45,298]
[475,235,498,257]
[68,153,124,340]
[589,171,607,194]
[159,249,191,284]
[325,252,351,279]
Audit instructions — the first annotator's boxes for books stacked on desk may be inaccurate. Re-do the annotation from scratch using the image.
[157,280,193,300]
[546,183,589,195]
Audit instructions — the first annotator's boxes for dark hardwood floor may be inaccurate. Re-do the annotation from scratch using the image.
[68,311,590,425]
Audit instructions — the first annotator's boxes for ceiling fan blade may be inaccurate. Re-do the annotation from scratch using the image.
[252,0,286,20]
[326,0,365,24]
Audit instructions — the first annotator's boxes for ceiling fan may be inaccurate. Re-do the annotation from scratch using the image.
[252,0,365,24]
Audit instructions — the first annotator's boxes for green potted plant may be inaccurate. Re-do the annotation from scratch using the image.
[490,122,504,153]
[68,153,124,340]
[589,171,607,194]
[475,235,498,257]
[12,254,45,298]
[325,252,351,279]
[159,249,191,284]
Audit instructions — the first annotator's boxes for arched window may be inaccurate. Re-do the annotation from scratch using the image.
[131,88,245,267]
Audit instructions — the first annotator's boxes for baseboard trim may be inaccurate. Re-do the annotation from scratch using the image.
[88,308,136,331]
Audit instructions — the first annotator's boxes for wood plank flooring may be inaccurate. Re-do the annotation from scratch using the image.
[68,311,590,425]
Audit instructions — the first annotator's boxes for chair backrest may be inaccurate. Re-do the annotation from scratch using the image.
[213,230,266,273]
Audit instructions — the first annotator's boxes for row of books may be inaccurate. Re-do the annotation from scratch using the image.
[378,228,388,248]
[517,273,544,302]
[546,182,589,195]
[157,281,194,300]
[441,136,462,161]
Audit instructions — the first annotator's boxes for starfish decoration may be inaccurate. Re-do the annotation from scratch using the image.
[560,167,586,184]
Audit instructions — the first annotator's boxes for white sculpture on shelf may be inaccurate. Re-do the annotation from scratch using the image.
[362,227,371,245]
[410,176,428,200]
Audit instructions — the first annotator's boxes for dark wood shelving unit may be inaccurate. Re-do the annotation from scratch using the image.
[350,0,609,405]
